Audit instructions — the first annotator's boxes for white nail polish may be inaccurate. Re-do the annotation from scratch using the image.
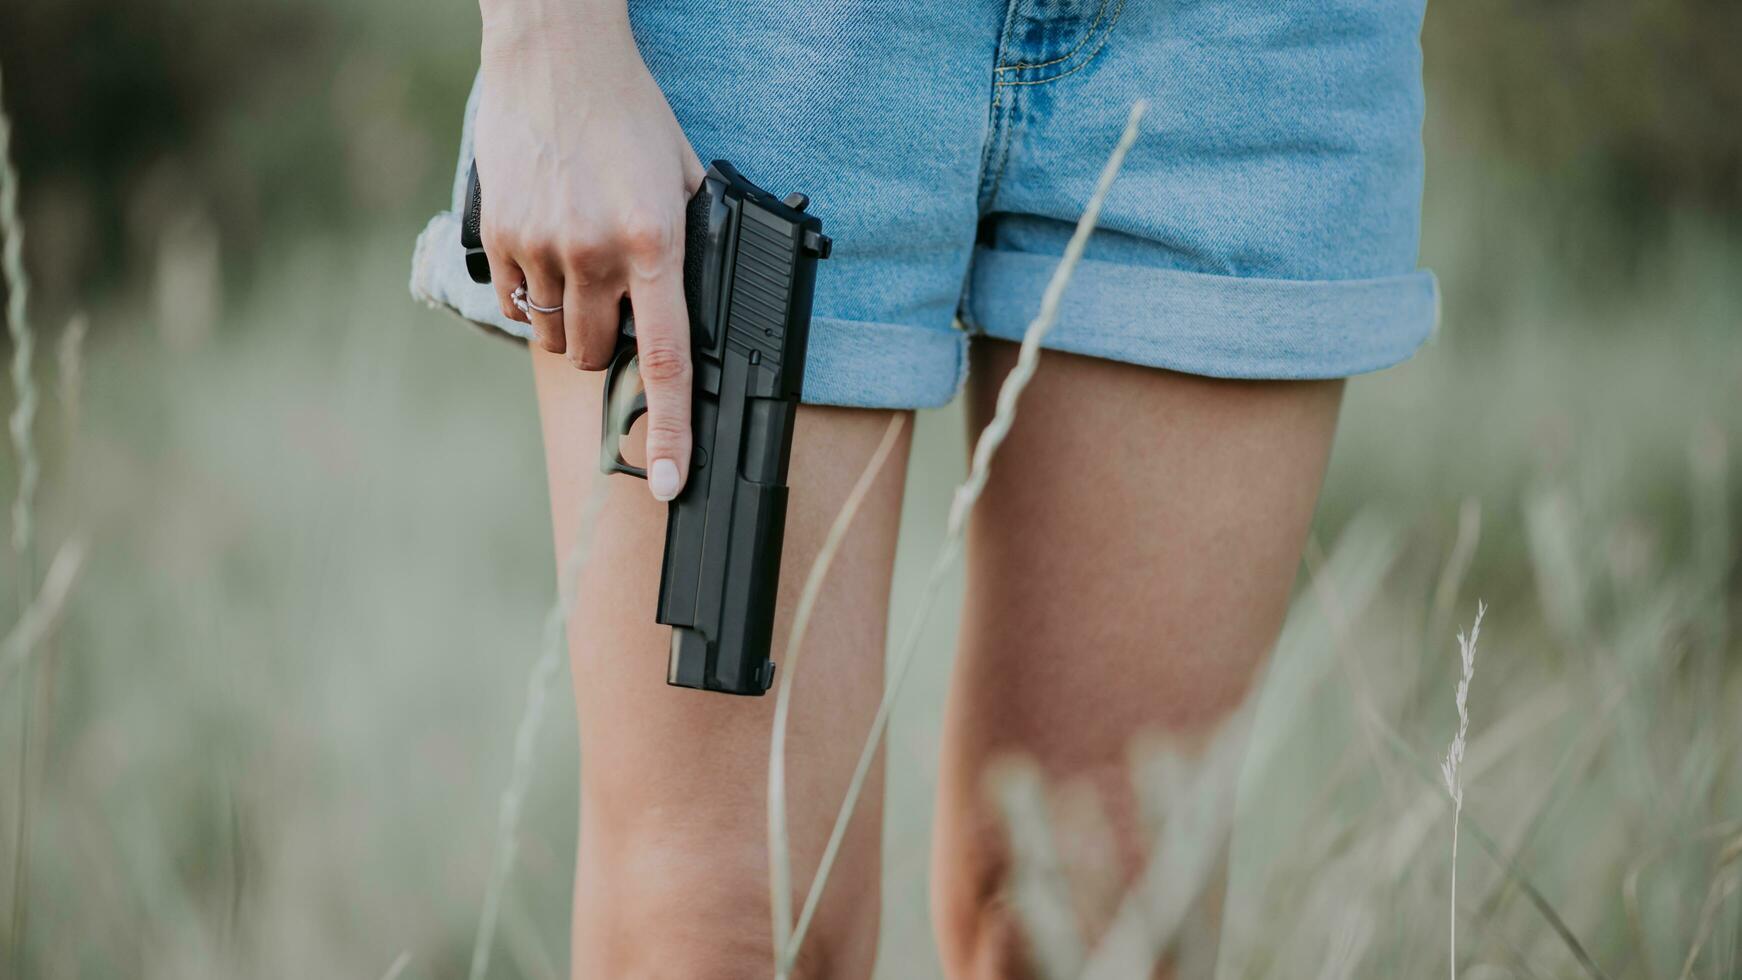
[650,458,680,501]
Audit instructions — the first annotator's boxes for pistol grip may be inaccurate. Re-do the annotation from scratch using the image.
[460,162,491,285]
[599,328,650,480]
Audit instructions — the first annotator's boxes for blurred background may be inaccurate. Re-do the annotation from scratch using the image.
[0,1,1737,977]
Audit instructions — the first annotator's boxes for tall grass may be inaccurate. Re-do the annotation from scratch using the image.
[1219,447,1736,980]
[0,231,1732,978]
[0,540,83,690]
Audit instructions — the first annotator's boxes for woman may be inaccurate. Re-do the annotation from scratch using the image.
[410,0,1436,975]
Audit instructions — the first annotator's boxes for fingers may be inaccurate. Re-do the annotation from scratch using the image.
[563,275,624,372]
[476,174,694,504]
[485,250,527,325]
[520,260,567,354]
[482,221,567,352]
[629,259,692,502]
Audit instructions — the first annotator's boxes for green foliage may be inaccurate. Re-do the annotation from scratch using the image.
[0,0,477,309]
[1426,0,1742,218]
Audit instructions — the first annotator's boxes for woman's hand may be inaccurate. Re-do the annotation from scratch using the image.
[475,1,704,501]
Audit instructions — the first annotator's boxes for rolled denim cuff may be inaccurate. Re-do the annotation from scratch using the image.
[964,247,1439,380]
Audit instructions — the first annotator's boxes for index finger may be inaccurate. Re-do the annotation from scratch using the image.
[629,263,693,502]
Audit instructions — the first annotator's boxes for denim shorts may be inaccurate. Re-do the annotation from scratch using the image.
[411,0,1438,408]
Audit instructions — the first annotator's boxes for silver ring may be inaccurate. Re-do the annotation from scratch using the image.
[512,282,563,316]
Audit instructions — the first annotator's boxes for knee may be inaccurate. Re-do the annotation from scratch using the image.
[929,762,1150,980]
[930,833,1032,980]
[932,878,1036,980]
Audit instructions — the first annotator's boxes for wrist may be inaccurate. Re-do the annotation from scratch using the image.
[479,0,631,60]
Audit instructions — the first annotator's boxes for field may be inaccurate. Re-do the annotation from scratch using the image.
[2,5,1741,977]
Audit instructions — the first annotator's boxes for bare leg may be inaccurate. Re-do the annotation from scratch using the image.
[533,349,909,979]
[931,341,1344,979]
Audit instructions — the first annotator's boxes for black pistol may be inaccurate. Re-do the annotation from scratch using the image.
[461,160,831,696]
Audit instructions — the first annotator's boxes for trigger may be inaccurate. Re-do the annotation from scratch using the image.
[621,391,648,434]
[605,353,648,435]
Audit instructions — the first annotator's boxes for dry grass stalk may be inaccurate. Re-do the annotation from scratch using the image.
[0,65,43,965]
[1620,821,1742,980]
[1078,715,1247,980]
[1441,601,1485,980]
[983,714,1251,980]
[378,950,412,980]
[1687,426,1729,660]
[1315,905,1375,980]
[1448,779,1611,980]
[57,313,86,443]
[1426,499,1483,658]
[768,413,906,976]
[1285,523,1605,980]
[498,886,564,980]
[0,61,37,561]
[1304,533,1407,790]
[0,537,82,689]
[1676,861,1739,980]
[468,474,609,980]
[1524,489,1588,647]
[989,759,1088,980]
[776,100,1150,970]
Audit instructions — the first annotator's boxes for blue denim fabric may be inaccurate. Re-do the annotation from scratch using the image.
[411,0,1437,408]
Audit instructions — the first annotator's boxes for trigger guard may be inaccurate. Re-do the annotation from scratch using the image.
[620,390,648,435]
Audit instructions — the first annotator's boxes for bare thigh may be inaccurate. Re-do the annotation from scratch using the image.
[932,341,1343,979]
[533,349,908,979]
